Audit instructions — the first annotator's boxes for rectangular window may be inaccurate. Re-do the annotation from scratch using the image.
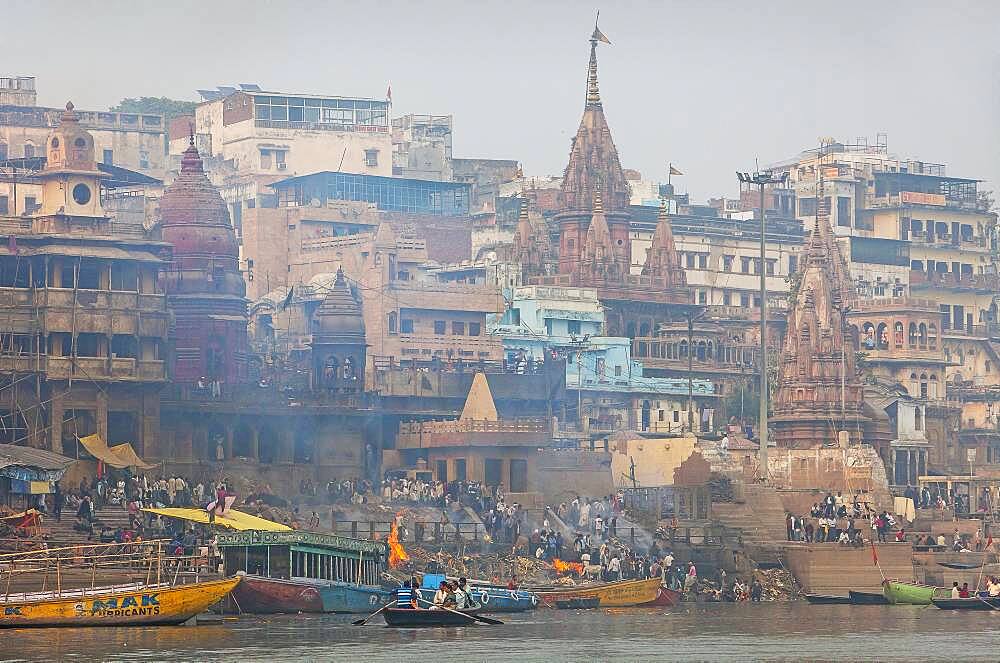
[722,290,732,306]
[837,196,851,227]
[24,196,36,213]
[723,255,734,272]
[468,322,481,336]
[740,257,751,274]
[259,149,272,169]
[939,305,951,330]
[451,321,465,335]
[953,305,965,330]
[454,458,467,482]
[685,253,695,269]
[365,149,379,167]
[433,320,446,335]
[740,293,751,307]
[698,290,707,304]
[102,149,113,165]
[0,143,7,160]
[138,150,149,169]
[400,318,414,334]
[275,150,286,168]
[788,255,798,274]
[567,320,581,335]
[0,196,7,215]
[799,197,817,217]
[766,259,776,276]
[673,411,680,423]
[697,254,708,269]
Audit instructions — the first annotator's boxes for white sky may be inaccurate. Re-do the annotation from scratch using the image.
[6,0,999,200]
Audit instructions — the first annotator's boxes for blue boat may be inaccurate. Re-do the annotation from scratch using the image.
[320,581,394,613]
[417,574,538,613]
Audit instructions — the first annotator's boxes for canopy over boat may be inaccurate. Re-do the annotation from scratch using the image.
[143,507,291,532]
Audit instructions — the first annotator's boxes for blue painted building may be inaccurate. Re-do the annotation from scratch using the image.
[270,171,471,216]
[490,286,717,433]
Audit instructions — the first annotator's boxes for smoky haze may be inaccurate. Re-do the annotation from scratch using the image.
[6,0,998,199]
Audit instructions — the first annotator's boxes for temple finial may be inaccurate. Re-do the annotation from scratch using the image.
[586,13,611,106]
[658,196,669,221]
[593,185,604,215]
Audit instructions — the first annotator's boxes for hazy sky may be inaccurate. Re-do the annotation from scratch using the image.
[7,0,999,200]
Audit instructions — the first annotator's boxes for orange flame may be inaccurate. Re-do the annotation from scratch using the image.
[388,517,409,568]
[553,558,584,576]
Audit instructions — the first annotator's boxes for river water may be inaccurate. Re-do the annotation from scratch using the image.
[7,603,1000,662]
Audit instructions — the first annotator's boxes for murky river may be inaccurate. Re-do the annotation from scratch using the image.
[6,603,1000,661]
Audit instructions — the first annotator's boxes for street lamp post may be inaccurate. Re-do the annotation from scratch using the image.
[736,169,788,481]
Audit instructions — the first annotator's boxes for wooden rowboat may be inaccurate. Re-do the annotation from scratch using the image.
[932,597,1000,610]
[534,577,661,608]
[555,597,600,609]
[0,576,241,628]
[882,580,939,605]
[848,590,890,605]
[804,594,852,605]
[639,586,682,607]
[381,607,479,627]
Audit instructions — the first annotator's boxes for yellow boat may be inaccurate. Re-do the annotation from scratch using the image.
[0,576,241,628]
[533,577,661,607]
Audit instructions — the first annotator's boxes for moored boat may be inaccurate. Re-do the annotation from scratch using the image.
[849,590,890,605]
[932,596,1000,610]
[230,574,325,613]
[219,530,390,614]
[381,607,479,627]
[0,576,241,628]
[882,580,939,605]
[555,597,600,609]
[805,594,852,605]
[639,586,682,607]
[533,577,661,608]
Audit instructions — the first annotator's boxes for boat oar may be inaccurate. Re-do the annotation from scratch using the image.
[415,597,504,625]
[352,603,390,626]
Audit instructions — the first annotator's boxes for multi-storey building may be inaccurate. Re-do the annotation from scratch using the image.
[0,77,167,178]
[391,114,453,181]
[0,102,171,455]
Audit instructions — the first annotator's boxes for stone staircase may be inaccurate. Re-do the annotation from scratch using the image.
[712,483,789,567]
[42,503,135,545]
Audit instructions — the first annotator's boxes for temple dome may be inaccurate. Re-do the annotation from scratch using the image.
[313,268,365,344]
[159,139,238,259]
[45,102,99,173]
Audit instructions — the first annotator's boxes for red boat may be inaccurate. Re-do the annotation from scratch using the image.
[230,575,324,613]
[639,586,681,607]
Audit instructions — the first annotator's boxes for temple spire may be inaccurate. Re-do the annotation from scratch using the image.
[586,14,611,107]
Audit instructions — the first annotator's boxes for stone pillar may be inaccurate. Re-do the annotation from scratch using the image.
[49,393,64,454]
[890,449,897,486]
[250,425,259,461]
[96,389,109,444]
[278,428,294,463]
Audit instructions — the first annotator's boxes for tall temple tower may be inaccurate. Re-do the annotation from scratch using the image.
[160,137,249,385]
[771,178,866,448]
[556,24,631,274]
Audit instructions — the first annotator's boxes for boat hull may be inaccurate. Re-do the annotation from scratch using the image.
[231,575,325,613]
[415,587,538,613]
[639,586,682,607]
[320,582,394,613]
[932,597,1000,610]
[849,590,890,605]
[883,580,938,605]
[0,577,240,629]
[534,578,661,608]
[382,607,477,627]
[805,594,852,605]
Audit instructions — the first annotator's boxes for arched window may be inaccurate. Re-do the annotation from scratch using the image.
[944,347,951,362]
[918,323,927,347]
[920,373,928,399]
[697,341,707,362]
[929,374,938,398]
[876,323,889,349]
[862,322,876,349]
[894,322,904,347]
[387,311,397,334]
[323,355,339,388]
[707,341,714,359]
[679,340,688,359]
[908,323,918,347]
[928,324,937,349]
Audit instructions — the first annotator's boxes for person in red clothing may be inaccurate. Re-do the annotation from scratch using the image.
[959,582,971,598]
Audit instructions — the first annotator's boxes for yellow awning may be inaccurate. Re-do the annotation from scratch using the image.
[142,507,292,532]
[78,434,156,469]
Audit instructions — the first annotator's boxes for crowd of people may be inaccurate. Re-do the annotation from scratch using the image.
[784,492,885,547]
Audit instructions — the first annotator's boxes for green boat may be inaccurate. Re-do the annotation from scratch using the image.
[882,580,939,605]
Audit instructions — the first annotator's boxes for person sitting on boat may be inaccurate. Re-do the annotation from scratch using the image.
[454,578,480,611]
[431,581,451,608]
[396,579,418,609]
[959,583,971,598]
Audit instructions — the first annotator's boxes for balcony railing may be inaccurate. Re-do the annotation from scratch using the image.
[910,270,1000,291]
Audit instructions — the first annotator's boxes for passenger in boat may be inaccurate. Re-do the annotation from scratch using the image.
[959,583,971,598]
[396,579,418,609]
[432,581,451,608]
[454,578,479,610]
[951,582,961,599]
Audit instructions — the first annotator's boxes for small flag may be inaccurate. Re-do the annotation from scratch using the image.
[386,82,392,103]
[669,165,684,176]
[592,25,612,45]
[279,286,294,311]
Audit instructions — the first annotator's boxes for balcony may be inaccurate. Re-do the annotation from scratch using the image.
[396,418,550,449]
[254,119,389,134]
[40,356,165,382]
[909,270,1000,293]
